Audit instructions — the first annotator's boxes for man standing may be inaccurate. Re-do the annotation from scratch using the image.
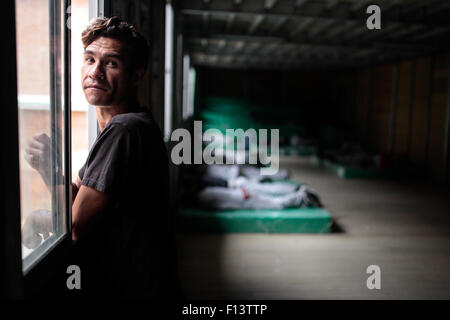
[26,16,175,299]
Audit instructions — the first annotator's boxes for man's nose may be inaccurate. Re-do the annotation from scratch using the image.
[89,62,105,79]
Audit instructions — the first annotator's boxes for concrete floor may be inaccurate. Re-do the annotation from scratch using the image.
[176,156,450,299]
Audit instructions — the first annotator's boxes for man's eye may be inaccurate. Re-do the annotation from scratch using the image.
[85,57,94,63]
[106,61,117,67]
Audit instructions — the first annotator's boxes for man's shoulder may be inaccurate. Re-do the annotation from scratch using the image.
[109,109,159,134]
[111,108,152,126]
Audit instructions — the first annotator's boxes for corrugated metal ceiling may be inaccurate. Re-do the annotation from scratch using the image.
[180,0,450,69]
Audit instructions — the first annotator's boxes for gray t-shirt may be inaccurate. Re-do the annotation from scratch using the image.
[76,108,171,298]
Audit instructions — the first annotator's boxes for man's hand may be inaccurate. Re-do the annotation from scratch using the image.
[24,133,52,184]
[22,209,53,249]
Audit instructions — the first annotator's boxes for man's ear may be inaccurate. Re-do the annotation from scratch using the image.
[131,67,145,86]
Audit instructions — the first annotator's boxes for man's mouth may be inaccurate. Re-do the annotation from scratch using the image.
[86,85,107,91]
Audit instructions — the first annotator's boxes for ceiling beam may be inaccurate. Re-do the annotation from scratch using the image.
[289,17,314,37]
[180,6,450,28]
[248,14,265,34]
[189,41,324,57]
[264,0,278,11]
[380,0,403,13]
[351,0,371,12]
[323,20,357,39]
[400,0,440,16]
[186,44,429,66]
[192,51,347,64]
[201,12,210,34]
[295,0,311,10]
[188,41,408,62]
[190,47,381,69]
[413,26,450,41]
[190,51,362,69]
[387,24,425,40]
[427,0,450,15]
[325,0,340,11]
[338,25,367,42]
[358,23,403,42]
[270,16,288,34]
[261,42,280,57]
[224,13,236,32]
[308,19,335,38]
[185,33,440,54]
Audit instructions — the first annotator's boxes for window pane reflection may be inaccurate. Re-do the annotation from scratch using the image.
[16,0,67,272]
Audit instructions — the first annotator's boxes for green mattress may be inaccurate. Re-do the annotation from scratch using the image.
[178,207,332,234]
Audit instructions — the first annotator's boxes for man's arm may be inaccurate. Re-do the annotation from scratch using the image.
[24,133,109,242]
[71,185,109,241]
[71,175,82,203]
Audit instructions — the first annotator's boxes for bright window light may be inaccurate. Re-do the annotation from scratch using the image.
[164,3,174,140]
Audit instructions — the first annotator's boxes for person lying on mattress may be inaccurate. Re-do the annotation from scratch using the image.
[183,164,322,210]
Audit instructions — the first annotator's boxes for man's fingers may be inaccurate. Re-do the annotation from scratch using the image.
[24,146,46,169]
[24,153,40,169]
[25,146,44,158]
[26,133,50,154]
[33,133,50,144]
[24,152,33,164]
[24,151,38,163]
[27,138,46,150]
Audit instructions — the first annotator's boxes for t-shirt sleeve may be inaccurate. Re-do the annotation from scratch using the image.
[81,123,132,194]
[78,163,86,181]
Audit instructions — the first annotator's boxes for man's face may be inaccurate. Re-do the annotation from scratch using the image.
[81,37,132,107]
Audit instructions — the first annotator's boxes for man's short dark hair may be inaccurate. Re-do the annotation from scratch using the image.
[82,16,149,72]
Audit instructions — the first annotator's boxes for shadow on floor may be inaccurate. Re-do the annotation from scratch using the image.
[330,219,345,233]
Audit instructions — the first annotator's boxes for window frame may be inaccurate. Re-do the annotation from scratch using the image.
[20,0,71,274]
[0,0,24,300]
[0,0,74,299]
[22,0,73,297]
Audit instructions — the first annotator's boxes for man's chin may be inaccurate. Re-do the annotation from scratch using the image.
[84,91,109,105]
[85,97,109,107]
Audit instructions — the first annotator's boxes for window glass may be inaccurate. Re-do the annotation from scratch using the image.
[164,3,174,140]
[188,67,196,118]
[16,0,67,272]
[182,54,190,120]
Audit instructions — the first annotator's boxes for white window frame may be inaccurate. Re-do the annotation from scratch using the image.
[164,2,174,141]
[187,67,196,118]
[182,54,190,119]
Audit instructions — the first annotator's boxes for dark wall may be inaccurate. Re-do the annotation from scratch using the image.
[354,53,450,182]
[196,66,353,131]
